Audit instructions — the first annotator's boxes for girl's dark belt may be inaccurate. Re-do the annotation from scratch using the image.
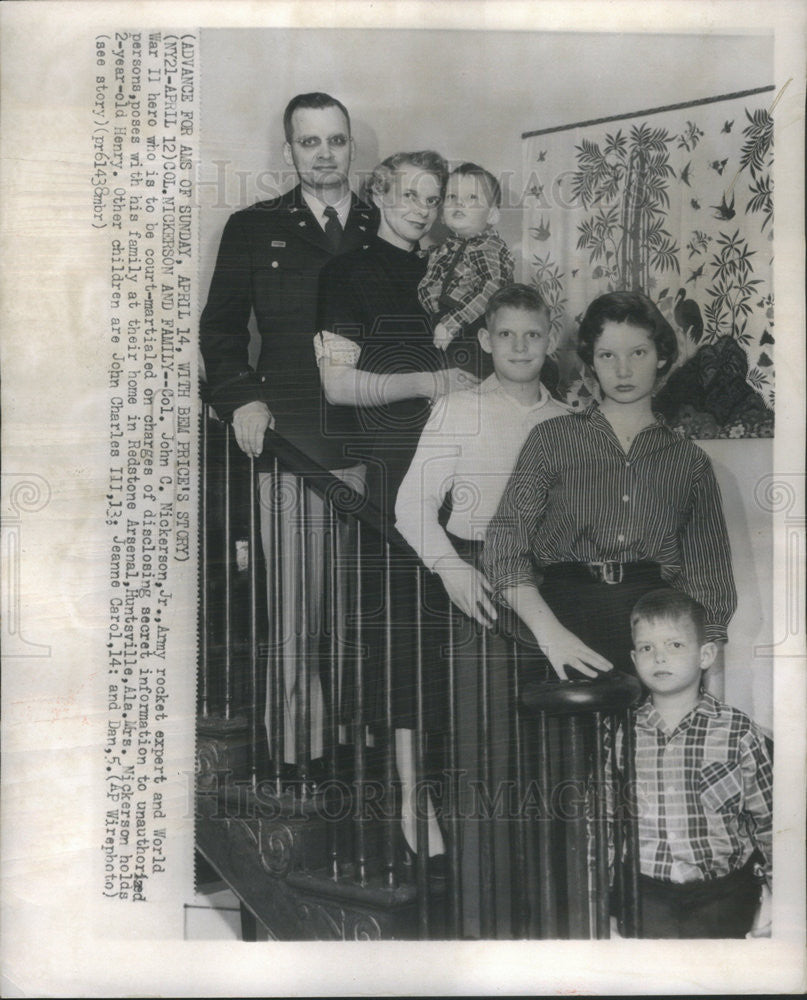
[542,561,662,586]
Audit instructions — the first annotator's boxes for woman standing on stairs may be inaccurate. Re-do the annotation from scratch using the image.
[315,150,477,864]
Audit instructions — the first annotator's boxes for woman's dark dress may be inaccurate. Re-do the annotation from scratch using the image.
[318,236,448,729]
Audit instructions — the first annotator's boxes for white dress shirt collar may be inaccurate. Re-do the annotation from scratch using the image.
[478,372,553,412]
[301,189,352,230]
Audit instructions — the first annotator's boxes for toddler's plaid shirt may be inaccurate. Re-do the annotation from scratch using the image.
[418,229,514,336]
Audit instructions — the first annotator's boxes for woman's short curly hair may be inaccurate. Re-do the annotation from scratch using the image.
[366,150,448,199]
[577,290,678,377]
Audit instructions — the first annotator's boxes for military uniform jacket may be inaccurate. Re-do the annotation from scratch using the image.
[200,184,377,468]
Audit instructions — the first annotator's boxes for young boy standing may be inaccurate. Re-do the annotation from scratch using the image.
[418,162,515,354]
[625,588,772,938]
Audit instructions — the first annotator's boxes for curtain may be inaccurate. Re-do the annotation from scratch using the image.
[522,86,775,439]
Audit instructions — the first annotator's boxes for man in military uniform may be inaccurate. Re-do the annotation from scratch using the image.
[200,91,376,469]
[200,92,376,769]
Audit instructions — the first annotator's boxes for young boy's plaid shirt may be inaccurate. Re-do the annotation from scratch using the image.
[608,691,772,885]
[418,229,514,337]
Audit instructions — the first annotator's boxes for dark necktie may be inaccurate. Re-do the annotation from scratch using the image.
[323,205,343,253]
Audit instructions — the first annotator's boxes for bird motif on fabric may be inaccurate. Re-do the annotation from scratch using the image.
[686,263,705,285]
[680,161,693,186]
[690,197,701,210]
[721,120,734,133]
[536,150,547,162]
[711,191,736,220]
[530,216,551,241]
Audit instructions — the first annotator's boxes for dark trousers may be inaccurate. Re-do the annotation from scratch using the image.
[639,858,761,938]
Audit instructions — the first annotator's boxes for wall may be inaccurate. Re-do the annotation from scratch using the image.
[198,27,774,726]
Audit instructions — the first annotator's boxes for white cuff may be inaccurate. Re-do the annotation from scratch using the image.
[314,329,361,367]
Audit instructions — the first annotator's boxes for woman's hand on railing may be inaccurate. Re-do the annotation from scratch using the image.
[540,620,614,680]
[434,555,497,627]
[232,401,274,457]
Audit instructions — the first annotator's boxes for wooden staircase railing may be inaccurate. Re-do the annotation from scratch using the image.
[195,406,644,940]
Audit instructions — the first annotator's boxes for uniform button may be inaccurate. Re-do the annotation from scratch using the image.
[271,260,279,268]
[617,534,625,542]
[622,494,630,502]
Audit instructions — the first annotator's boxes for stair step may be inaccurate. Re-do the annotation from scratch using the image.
[286,870,418,908]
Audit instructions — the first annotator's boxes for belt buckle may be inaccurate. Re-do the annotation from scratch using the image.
[601,560,623,585]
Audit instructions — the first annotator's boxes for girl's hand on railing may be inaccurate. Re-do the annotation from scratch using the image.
[434,555,497,627]
[232,400,274,457]
[540,621,613,680]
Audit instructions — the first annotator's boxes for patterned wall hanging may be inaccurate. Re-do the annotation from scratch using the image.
[522,85,775,438]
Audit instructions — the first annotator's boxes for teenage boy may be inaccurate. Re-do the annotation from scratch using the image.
[418,162,515,354]
[624,588,772,938]
[396,282,567,619]
[395,282,569,938]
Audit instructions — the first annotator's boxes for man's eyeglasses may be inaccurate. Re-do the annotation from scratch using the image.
[292,134,351,150]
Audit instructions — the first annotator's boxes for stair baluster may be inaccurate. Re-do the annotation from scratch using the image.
[445,604,462,937]
[326,499,340,880]
[352,520,367,886]
[383,539,397,890]
[414,565,429,938]
[508,640,530,938]
[478,622,496,938]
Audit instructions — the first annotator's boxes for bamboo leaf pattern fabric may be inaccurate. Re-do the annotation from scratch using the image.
[522,87,775,438]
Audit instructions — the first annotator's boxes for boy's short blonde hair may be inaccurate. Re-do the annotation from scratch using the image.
[484,283,550,327]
